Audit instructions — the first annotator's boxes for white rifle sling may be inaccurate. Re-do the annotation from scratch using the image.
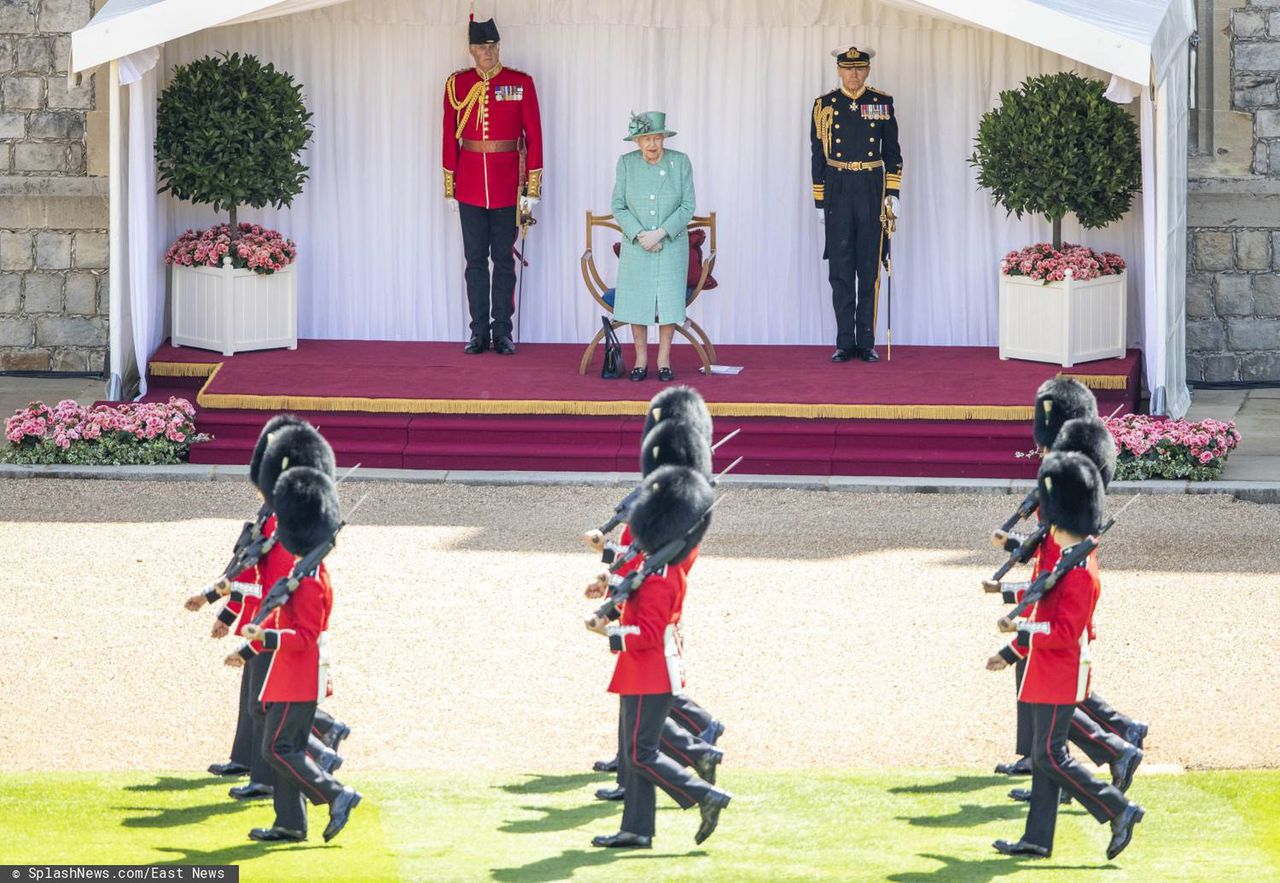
[663,623,684,696]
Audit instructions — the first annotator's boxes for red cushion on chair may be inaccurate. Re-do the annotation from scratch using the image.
[611,229,718,291]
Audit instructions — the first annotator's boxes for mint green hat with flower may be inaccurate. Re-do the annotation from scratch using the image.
[625,111,676,141]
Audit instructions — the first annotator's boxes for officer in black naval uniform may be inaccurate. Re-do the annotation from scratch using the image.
[811,46,903,363]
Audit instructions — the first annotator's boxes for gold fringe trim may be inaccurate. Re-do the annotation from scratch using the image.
[194,384,1035,421]
[149,360,220,378]
[1059,372,1130,391]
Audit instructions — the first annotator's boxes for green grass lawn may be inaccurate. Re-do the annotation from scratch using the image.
[0,770,1275,881]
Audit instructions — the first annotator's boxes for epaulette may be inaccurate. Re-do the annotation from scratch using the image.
[821,88,841,101]
[450,67,471,78]
[867,86,893,98]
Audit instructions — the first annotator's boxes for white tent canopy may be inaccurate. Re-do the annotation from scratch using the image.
[72,0,1193,417]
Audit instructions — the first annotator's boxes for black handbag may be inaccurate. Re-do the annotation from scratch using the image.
[601,317,625,379]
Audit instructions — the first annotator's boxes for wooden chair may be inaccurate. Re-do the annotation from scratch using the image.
[578,211,719,375]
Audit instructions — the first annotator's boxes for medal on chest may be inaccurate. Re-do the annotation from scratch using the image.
[861,103,889,121]
[494,84,524,102]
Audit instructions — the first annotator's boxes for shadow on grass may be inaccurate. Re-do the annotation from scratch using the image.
[499,800,618,835]
[119,799,254,829]
[151,841,338,867]
[888,853,1117,882]
[897,802,1027,829]
[888,776,1008,796]
[498,774,601,795]
[491,848,704,883]
[122,776,228,794]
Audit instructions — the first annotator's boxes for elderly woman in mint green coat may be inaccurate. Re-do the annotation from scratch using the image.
[611,111,696,382]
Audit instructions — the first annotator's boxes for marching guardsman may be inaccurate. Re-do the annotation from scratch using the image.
[586,466,732,849]
[588,415,726,802]
[812,45,902,364]
[442,16,543,356]
[988,453,1145,860]
[240,465,362,844]
[996,416,1142,804]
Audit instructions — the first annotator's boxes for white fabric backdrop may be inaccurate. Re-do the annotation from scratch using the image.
[151,0,1146,349]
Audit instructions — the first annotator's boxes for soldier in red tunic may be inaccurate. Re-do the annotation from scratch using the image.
[586,466,731,849]
[988,453,1145,860]
[240,465,361,843]
[442,17,543,356]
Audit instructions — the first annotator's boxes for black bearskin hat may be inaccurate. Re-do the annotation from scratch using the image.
[642,386,712,441]
[258,424,336,510]
[1052,417,1117,489]
[628,465,714,565]
[1037,452,1105,538]
[640,419,712,478]
[1032,377,1097,450]
[273,466,341,557]
[249,414,306,489]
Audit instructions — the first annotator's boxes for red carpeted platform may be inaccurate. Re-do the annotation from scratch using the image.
[145,340,1141,477]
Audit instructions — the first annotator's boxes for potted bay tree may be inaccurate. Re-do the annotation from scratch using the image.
[157,52,313,356]
[970,71,1141,367]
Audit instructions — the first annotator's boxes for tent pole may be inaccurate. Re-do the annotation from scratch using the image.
[107,59,124,401]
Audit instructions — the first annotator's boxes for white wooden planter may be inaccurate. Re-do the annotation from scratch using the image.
[171,259,297,356]
[998,268,1126,367]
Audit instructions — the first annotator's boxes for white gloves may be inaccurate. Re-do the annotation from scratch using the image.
[447,198,459,212]
[637,229,666,252]
[519,195,540,213]
[817,207,825,225]
[885,195,900,217]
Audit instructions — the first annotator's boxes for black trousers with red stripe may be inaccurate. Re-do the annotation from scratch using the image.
[1024,703,1132,850]
[1079,693,1137,738]
[263,701,346,833]
[614,715,719,787]
[618,694,718,838]
[669,695,714,736]
[1014,667,1128,766]
[229,661,256,768]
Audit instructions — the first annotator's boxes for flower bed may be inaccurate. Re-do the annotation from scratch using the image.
[165,223,297,275]
[1104,414,1241,481]
[3,398,209,466]
[1002,243,1126,284]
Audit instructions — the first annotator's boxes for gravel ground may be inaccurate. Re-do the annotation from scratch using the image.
[1,480,1277,774]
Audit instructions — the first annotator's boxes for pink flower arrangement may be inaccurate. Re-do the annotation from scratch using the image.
[4,397,208,465]
[1002,243,1126,284]
[1104,414,1241,481]
[165,223,297,275]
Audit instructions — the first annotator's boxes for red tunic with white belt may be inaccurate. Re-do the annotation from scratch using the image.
[441,65,543,208]
[258,564,334,703]
[1015,553,1101,705]
[606,565,686,695]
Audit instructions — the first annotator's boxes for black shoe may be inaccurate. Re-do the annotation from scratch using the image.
[657,366,674,382]
[494,336,516,355]
[592,756,619,773]
[1111,746,1143,793]
[1124,722,1149,751]
[322,722,351,753]
[208,761,250,777]
[464,336,489,354]
[248,826,305,843]
[857,346,880,362]
[594,786,626,801]
[1106,803,1144,860]
[993,839,1050,858]
[229,782,274,800]
[591,831,652,849]
[694,789,731,845]
[1008,787,1070,805]
[323,787,362,843]
[995,756,1033,776]
[693,749,724,786]
[630,366,648,382]
[316,748,343,775]
[831,348,855,363]
[699,720,725,746]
